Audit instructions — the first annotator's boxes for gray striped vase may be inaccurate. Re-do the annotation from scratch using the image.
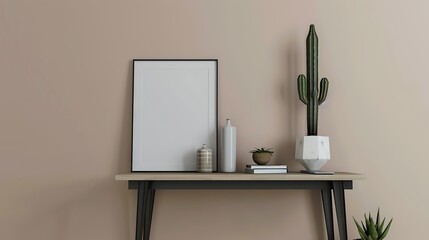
[197,144,212,173]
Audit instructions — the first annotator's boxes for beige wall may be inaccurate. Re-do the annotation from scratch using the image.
[1,0,427,239]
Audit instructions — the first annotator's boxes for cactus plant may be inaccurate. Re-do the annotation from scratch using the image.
[353,208,393,240]
[297,24,329,136]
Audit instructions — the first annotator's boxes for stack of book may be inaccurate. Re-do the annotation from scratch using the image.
[245,164,288,174]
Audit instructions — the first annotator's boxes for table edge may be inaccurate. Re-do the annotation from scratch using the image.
[114,172,365,181]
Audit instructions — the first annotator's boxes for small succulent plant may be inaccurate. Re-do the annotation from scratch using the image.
[353,208,393,240]
[250,148,274,155]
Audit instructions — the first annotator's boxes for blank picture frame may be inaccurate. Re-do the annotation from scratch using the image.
[132,59,218,172]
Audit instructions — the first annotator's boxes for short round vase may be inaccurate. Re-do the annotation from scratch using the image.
[252,153,272,165]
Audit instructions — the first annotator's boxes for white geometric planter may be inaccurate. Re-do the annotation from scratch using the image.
[295,136,330,171]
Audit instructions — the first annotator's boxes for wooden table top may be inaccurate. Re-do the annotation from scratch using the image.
[115,172,364,181]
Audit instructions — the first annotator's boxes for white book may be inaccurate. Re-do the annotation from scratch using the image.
[246,164,287,169]
[245,168,288,174]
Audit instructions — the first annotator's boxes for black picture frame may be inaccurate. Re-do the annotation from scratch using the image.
[131,59,219,172]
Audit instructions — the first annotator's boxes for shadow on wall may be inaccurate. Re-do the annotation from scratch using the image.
[115,60,135,238]
[276,33,327,238]
[116,59,133,175]
[277,35,300,170]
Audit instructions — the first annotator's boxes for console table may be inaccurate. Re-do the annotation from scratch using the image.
[116,172,363,240]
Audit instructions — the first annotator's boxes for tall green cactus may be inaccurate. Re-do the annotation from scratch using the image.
[297,24,329,136]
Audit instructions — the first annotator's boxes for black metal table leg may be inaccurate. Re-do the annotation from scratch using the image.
[321,188,334,240]
[143,186,156,240]
[333,181,348,240]
[136,181,149,240]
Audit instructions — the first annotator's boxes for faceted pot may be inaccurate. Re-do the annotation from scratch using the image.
[295,136,330,171]
[252,152,272,165]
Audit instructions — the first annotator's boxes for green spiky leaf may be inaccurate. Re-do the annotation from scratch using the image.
[354,218,367,238]
[376,208,380,226]
[368,216,378,239]
[379,218,393,240]
[365,214,370,228]
[250,147,274,155]
[362,220,367,233]
[378,218,386,235]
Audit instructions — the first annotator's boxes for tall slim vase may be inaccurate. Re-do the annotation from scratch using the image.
[221,119,236,172]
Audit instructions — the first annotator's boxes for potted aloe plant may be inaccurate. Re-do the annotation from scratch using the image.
[353,208,393,240]
[295,24,331,171]
[250,147,274,165]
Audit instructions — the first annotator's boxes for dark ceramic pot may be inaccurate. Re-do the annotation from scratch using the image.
[252,152,272,165]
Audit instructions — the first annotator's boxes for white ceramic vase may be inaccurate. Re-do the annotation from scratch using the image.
[295,136,330,171]
[221,119,236,172]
